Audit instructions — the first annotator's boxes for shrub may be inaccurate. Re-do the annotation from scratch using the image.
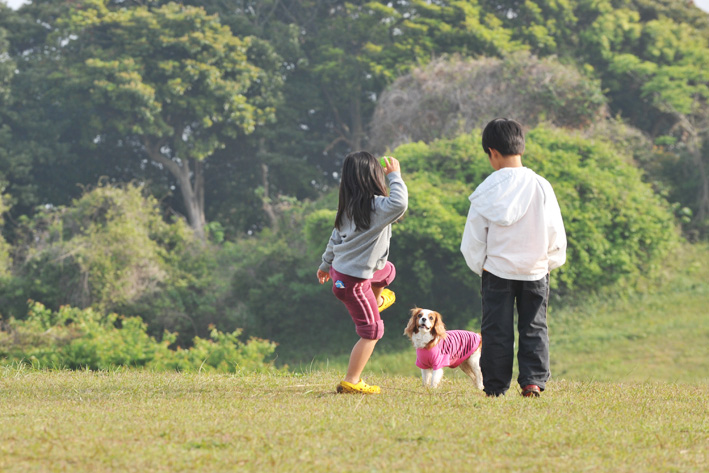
[0,302,281,373]
[370,53,607,153]
[0,182,243,349]
[2,182,193,316]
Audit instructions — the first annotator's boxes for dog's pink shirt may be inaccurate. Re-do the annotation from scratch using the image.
[416,330,481,370]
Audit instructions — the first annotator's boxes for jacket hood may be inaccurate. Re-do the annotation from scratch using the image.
[468,167,540,226]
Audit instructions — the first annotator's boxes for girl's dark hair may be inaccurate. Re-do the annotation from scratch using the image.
[335,151,388,231]
[482,118,525,156]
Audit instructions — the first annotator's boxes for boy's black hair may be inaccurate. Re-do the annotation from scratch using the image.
[335,151,388,231]
[481,118,525,157]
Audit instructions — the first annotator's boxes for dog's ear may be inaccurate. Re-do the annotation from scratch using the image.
[432,311,447,339]
[403,307,420,338]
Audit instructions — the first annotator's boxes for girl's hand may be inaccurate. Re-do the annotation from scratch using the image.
[317,269,330,284]
[381,156,400,175]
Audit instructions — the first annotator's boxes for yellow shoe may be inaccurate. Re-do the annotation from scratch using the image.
[378,288,396,312]
[336,379,381,394]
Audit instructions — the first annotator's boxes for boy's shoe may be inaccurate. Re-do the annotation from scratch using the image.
[378,288,396,312]
[336,379,381,394]
[521,385,541,397]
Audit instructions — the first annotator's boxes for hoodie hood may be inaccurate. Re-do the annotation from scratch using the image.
[468,167,541,226]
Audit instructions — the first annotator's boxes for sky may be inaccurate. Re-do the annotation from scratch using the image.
[4,0,26,8]
[2,0,709,14]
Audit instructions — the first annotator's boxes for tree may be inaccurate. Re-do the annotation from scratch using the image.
[0,0,108,222]
[54,0,283,239]
[369,53,607,152]
[0,6,16,228]
[298,0,524,152]
[613,20,709,234]
[3,183,194,315]
[197,1,523,175]
[576,3,709,235]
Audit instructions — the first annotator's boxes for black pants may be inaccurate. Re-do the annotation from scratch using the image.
[480,271,550,396]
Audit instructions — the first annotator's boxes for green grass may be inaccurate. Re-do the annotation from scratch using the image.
[1,244,707,472]
[1,369,707,472]
[550,242,709,384]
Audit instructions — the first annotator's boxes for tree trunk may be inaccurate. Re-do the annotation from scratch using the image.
[673,115,709,231]
[144,139,206,240]
[689,140,709,225]
[258,137,279,230]
[350,92,363,151]
[261,163,279,230]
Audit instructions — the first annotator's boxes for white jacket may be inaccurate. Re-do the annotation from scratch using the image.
[460,167,567,281]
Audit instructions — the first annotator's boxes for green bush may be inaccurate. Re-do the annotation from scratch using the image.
[1,182,194,316]
[523,126,681,291]
[0,182,243,348]
[0,301,281,373]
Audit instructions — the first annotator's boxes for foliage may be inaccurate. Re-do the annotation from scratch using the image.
[0,301,280,373]
[2,183,191,314]
[0,20,11,105]
[0,182,253,350]
[0,0,137,222]
[525,126,681,290]
[566,0,709,236]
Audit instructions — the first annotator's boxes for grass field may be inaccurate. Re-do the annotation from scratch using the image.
[1,244,707,472]
[0,369,707,472]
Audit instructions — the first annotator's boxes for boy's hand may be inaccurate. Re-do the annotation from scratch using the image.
[317,269,330,284]
[381,156,400,175]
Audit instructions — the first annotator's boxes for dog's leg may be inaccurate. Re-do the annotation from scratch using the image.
[471,349,484,390]
[470,349,484,390]
[459,358,476,383]
[459,352,484,390]
[431,368,444,388]
[421,369,433,387]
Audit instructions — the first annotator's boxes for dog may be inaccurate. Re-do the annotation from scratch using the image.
[403,307,483,389]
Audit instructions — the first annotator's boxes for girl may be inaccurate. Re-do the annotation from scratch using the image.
[317,151,408,394]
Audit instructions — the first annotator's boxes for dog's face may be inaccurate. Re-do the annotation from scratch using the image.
[404,307,446,340]
[414,309,437,332]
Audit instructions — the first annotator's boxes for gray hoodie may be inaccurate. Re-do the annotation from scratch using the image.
[460,167,566,280]
[319,172,408,279]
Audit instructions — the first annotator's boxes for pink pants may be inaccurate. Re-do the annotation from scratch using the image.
[329,262,396,340]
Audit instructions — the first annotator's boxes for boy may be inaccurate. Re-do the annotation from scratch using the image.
[460,118,567,397]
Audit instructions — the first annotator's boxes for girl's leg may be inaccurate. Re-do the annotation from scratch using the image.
[371,286,384,306]
[370,262,396,307]
[344,338,378,384]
